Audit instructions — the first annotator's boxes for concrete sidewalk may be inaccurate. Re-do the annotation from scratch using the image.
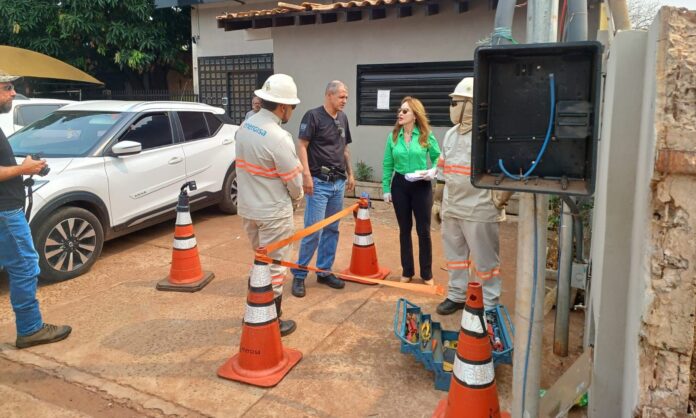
[0,198,582,417]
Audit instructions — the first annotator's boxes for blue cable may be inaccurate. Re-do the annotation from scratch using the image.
[521,194,540,415]
[499,73,556,180]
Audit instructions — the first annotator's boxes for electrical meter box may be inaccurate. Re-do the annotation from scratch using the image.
[471,41,603,196]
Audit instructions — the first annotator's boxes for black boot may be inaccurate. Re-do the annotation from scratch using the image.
[274,296,297,337]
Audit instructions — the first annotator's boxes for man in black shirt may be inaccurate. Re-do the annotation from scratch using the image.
[0,72,72,348]
[291,80,355,297]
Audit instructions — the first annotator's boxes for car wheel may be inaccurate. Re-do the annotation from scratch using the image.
[218,166,238,214]
[34,207,104,282]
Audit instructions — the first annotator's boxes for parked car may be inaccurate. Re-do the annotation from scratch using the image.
[9,101,238,282]
[0,97,73,136]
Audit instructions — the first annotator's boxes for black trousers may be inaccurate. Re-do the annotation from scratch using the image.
[391,173,433,280]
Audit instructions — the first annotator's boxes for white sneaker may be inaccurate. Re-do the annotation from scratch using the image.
[423,278,435,286]
[400,276,412,283]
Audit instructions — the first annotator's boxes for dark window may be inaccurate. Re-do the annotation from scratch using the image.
[356,61,474,127]
[121,113,173,150]
[179,112,210,141]
[198,53,273,123]
[204,112,223,135]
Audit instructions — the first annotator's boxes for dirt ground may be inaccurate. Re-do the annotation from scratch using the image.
[0,200,585,417]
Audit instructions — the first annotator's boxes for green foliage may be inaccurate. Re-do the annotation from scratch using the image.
[0,0,191,85]
[548,196,594,232]
[354,161,374,182]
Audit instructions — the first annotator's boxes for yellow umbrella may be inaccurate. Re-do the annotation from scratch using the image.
[0,45,103,85]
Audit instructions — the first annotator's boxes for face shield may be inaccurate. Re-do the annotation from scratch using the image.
[450,96,473,134]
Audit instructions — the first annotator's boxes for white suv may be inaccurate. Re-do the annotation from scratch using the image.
[9,101,238,281]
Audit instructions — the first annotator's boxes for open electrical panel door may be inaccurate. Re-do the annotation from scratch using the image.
[471,42,603,196]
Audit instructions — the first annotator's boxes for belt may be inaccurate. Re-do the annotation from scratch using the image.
[316,173,341,182]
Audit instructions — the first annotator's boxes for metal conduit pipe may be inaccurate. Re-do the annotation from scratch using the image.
[554,201,573,357]
[491,0,518,45]
[553,0,589,359]
[565,0,588,41]
[561,195,584,262]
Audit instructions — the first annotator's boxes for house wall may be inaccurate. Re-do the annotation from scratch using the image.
[272,1,526,180]
[190,2,275,94]
[194,0,600,178]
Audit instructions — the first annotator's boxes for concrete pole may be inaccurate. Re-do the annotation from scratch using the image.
[512,1,558,417]
[512,194,549,418]
[554,200,573,357]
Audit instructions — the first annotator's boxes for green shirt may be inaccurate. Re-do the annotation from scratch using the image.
[382,126,441,193]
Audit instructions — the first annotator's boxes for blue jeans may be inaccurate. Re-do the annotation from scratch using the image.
[292,177,345,280]
[0,207,43,336]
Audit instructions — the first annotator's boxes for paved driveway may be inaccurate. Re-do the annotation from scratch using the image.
[0,199,584,417]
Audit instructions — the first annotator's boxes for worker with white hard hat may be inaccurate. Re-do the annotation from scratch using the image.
[236,73,304,336]
[434,77,511,314]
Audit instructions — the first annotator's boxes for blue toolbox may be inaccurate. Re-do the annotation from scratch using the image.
[393,298,514,391]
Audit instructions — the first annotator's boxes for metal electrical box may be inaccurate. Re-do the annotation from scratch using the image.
[471,42,603,196]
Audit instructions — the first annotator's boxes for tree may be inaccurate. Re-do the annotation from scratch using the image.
[0,0,191,90]
[627,0,662,30]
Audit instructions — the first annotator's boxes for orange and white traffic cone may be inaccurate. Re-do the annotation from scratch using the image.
[156,182,214,292]
[218,247,302,387]
[340,196,389,284]
[432,282,510,418]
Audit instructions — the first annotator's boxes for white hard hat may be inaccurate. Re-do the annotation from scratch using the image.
[449,77,473,99]
[254,74,300,105]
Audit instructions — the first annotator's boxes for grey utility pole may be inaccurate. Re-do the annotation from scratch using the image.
[512,1,558,417]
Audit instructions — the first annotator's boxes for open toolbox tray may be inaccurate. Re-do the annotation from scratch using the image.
[393,298,514,391]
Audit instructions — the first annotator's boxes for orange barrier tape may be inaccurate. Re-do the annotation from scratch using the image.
[265,203,359,253]
[254,200,445,297]
[256,254,445,296]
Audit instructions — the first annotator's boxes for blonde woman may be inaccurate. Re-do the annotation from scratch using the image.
[382,97,441,284]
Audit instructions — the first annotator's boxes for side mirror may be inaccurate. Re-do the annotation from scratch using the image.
[111,140,142,156]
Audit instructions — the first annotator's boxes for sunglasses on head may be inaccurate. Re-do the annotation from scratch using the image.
[1,84,15,92]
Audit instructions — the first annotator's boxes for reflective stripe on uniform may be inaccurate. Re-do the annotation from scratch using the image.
[354,234,374,247]
[175,211,192,226]
[447,260,471,270]
[250,264,272,288]
[444,164,472,176]
[237,159,279,178]
[474,267,500,280]
[278,165,303,182]
[243,303,277,325]
[452,353,495,388]
[173,236,197,250]
[271,274,284,285]
[357,208,370,220]
[460,308,485,334]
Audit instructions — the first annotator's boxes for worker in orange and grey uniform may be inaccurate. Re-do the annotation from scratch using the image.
[235,73,304,336]
[433,77,512,315]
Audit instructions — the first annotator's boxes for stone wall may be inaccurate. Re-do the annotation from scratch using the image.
[638,7,696,417]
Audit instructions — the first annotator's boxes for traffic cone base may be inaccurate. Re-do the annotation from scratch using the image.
[156,271,214,292]
[341,199,390,284]
[433,399,510,418]
[218,345,302,388]
[218,251,302,387]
